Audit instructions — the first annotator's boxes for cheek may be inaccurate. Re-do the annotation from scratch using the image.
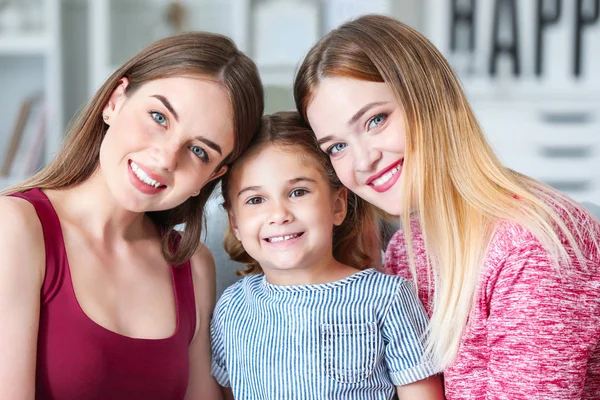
[181,159,214,186]
[332,159,356,188]
[235,209,260,231]
[98,128,121,166]
[386,121,407,151]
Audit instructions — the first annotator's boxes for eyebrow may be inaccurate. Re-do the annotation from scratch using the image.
[237,177,317,197]
[348,101,389,126]
[195,136,222,156]
[316,101,390,146]
[151,95,179,122]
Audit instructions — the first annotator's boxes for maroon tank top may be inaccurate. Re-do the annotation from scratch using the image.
[11,189,196,399]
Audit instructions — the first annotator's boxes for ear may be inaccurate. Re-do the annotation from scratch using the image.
[207,165,228,183]
[331,187,348,226]
[227,211,241,241]
[102,77,130,124]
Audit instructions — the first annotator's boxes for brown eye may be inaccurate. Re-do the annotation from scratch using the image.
[290,189,308,198]
[246,197,264,205]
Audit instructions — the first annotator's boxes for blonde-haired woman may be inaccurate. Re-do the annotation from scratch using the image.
[294,14,600,400]
[0,32,263,399]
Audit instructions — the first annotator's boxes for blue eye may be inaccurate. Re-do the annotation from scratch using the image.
[326,143,347,156]
[189,145,209,163]
[150,111,167,126]
[367,113,387,130]
[246,197,264,205]
[290,188,308,198]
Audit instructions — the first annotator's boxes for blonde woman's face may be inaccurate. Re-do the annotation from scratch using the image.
[306,77,406,216]
[99,76,234,212]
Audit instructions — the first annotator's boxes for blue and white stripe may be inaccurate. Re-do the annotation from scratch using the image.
[210,268,438,399]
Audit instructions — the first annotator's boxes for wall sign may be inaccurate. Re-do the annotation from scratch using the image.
[445,0,599,78]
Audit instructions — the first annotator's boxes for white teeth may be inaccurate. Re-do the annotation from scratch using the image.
[372,165,400,187]
[268,233,300,243]
[130,161,162,188]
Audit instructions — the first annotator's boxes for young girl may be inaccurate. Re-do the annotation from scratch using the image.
[211,111,444,399]
[294,14,600,399]
[0,32,263,399]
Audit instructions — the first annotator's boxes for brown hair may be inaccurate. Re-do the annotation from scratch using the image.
[293,15,595,368]
[221,111,381,275]
[2,31,264,265]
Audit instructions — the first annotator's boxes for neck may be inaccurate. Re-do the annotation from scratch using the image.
[48,169,151,242]
[263,255,359,286]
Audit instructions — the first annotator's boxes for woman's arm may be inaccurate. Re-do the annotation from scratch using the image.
[484,241,599,399]
[185,245,223,400]
[396,375,444,399]
[0,197,45,399]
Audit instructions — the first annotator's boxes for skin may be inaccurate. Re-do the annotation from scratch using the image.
[227,145,353,286]
[306,76,407,217]
[0,76,232,399]
[306,77,445,399]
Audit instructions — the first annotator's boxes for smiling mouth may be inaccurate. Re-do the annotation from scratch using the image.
[130,161,166,188]
[367,160,403,188]
[264,232,304,243]
[371,165,400,187]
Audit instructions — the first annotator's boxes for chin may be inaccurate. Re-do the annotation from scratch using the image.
[267,257,305,272]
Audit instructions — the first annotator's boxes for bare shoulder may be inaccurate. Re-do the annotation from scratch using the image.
[189,244,217,310]
[0,196,45,286]
[190,244,217,276]
[0,196,45,277]
[190,244,217,293]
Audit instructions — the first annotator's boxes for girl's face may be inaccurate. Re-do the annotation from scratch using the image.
[99,76,233,212]
[306,77,407,217]
[227,145,347,281]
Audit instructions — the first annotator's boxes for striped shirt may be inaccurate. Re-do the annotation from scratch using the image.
[210,268,438,399]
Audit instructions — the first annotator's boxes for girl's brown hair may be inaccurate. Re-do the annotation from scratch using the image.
[221,111,381,275]
[1,31,264,265]
[293,14,596,368]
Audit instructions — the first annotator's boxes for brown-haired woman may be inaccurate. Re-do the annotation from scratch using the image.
[213,111,444,399]
[0,32,263,399]
[295,14,600,400]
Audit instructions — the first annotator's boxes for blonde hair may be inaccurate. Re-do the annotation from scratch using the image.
[221,111,381,275]
[294,14,597,368]
[1,32,264,265]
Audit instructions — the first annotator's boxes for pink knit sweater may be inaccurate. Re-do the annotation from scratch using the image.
[385,203,600,399]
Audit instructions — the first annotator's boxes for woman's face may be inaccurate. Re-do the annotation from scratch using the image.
[99,76,234,212]
[306,77,407,216]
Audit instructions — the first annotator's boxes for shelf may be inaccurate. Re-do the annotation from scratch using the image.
[0,35,51,56]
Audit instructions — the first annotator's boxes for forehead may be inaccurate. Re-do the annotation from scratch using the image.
[133,76,235,152]
[230,145,326,188]
[306,77,395,134]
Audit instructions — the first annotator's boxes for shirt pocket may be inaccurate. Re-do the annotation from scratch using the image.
[320,322,379,384]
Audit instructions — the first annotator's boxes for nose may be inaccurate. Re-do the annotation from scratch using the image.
[153,143,178,171]
[353,143,381,173]
[268,201,294,226]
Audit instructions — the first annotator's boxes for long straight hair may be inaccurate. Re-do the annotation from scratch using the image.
[221,111,381,275]
[294,14,597,368]
[2,32,264,265]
